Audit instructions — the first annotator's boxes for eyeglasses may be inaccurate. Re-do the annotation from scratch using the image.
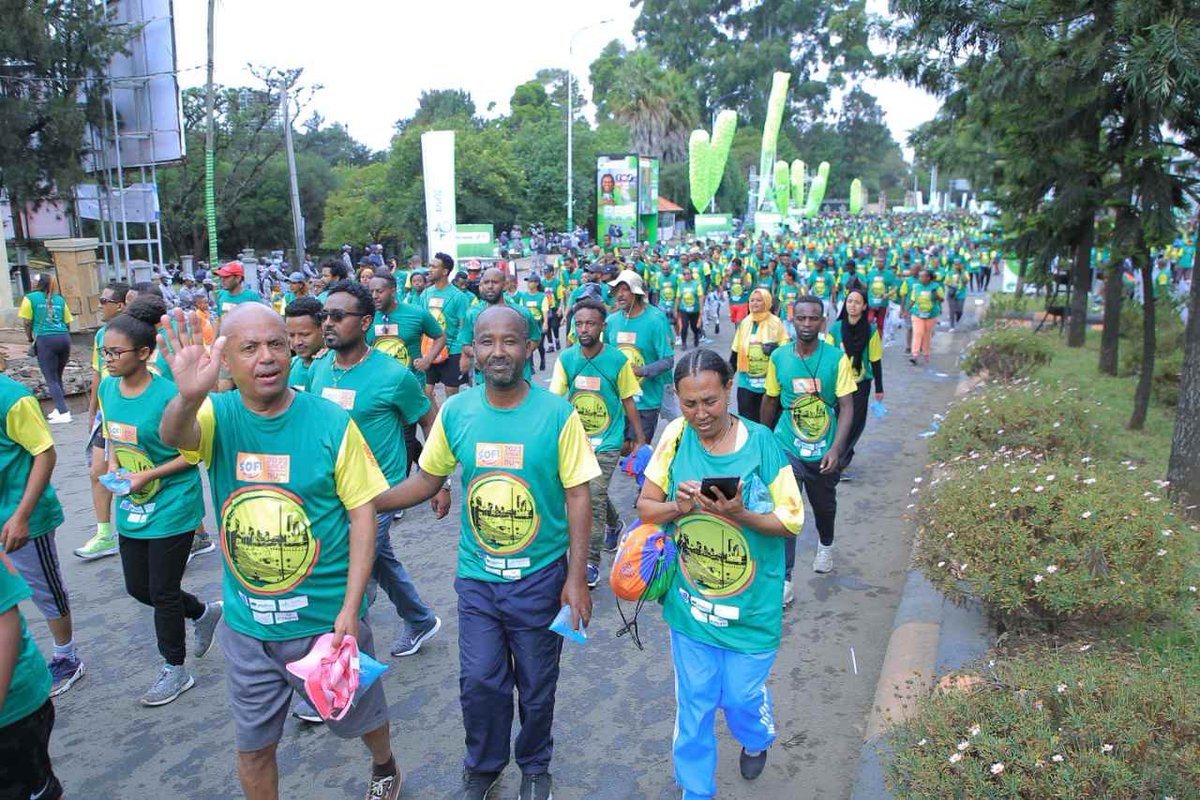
[100,347,136,360]
[98,298,122,306]
[316,309,366,324]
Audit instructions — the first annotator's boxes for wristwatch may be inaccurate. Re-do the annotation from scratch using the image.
[443,479,452,492]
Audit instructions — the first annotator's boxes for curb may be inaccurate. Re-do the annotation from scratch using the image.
[850,330,993,800]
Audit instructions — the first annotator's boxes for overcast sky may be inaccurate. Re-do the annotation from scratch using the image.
[174,0,939,160]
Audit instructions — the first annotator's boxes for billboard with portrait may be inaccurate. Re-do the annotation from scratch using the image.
[596,154,638,247]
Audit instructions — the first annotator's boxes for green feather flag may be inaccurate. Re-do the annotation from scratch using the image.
[790,160,806,211]
[849,178,864,215]
[689,129,712,213]
[708,110,738,203]
[805,175,827,218]
[773,161,790,215]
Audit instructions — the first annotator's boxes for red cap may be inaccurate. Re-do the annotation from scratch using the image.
[215,261,245,278]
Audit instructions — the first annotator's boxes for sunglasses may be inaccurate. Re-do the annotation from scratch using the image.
[98,298,123,306]
[316,309,367,324]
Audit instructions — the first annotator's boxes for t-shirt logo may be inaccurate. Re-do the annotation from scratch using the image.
[236,452,291,484]
[871,276,886,298]
[571,391,610,437]
[467,471,540,555]
[676,512,754,598]
[476,443,524,469]
[222,486,316,595]
[106,421,138,445]
[373,337,410,366]
[321,387,357,410]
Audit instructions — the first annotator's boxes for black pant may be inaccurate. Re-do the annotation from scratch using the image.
[840,380,871,469]
[119,532,206,665]
[533,336,546,370]
[34,333,71,414]
[402,421,422,477]
[736,387,765,425]
[546,310,561,347]
[680,310,701,347]
[784,455,840,579]
[0,699,61,800]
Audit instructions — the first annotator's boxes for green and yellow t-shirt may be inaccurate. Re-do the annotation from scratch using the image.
[214,287,263,318]
[516,291,550,325]
[604,304,675,412]
[908,282,942,319]
[865,269,895,308]
[0,553,52,728]
[366,302,443,375]
[677,279,703,314]
[18,291,72,337]
[182,390,387,640]
[0,375,64,539]
[92,324,110,382]
[98,374,205,538]
[826,320,883,385]
[549,344,640,453]
[645,417,804,653]
[806,270,833,300]
[289,355,314,391]
[418,386,600,583]
[658,276,679,307]
[421,285,470,355]
[764,341,856,462]
[732,317,791,394]
[306,349,430,485]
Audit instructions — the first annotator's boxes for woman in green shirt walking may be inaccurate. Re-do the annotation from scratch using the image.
[18,275,74,423]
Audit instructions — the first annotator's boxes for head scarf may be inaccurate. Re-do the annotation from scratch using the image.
[836,287,871,373]
[735,288,788,374]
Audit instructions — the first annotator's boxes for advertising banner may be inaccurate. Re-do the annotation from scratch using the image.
[596,154,638,247]
[694,213,733,239]
[638,156,660,245]
[456,224,496,259]
[422,131,457,261]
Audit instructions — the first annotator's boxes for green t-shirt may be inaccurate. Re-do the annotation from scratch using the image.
[826,320,883,384]
[459,300,541,381]
[421,285,470,355]
[289,355,314,391]
[658,276,679,308]
[549,344,640,453]
[366,302,443,374]
[0,375,64,539]
[418,386,600,583]
[728,277,749,306]
[864,270,894,308]
[807,270,833,300]
[604,305,675,411]
[647,417,803,653]
[215,287,263,317]
[98,374,205,538]
[19,291,71,337]
[567,283,611,309]
[908,282,942,318]
[0,554,52,727]
[677,279,703,313]
[184,390,388,641]
[306,349,430,485]
[776,283,800,311]
[765,341,857,462]
[515,291,548,324]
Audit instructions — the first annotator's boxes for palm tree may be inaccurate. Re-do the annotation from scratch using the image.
[607,51,699,162]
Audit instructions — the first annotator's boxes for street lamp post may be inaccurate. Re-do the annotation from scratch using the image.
[566,19,614,238]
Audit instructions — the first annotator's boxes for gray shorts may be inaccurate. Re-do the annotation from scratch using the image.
[7,531,70,619]
[215,616,389,752]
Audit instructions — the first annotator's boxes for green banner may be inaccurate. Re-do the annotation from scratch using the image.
[456,223,496,259]
[695,213,733,239]
[597,154,639,247]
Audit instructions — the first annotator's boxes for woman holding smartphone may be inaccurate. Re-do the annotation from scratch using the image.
[97,296,222,706]
[637,348,805,800]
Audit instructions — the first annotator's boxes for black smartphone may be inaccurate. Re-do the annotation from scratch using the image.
[700,476,740,502]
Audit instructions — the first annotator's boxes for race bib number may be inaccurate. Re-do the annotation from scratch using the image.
[792,377,821,394]
[574,375,602,391]
[320,387,357,410]
[616,331,637,345]
[375,323,399,337]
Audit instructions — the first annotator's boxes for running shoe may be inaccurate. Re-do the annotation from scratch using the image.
[782,580,795,608]
[461,770,502,800]
[365,766,403,800]
[49,655,84,697]
[194,601,223,658]
[46,409,72,425]
[140,663,195,706]
[74,530,119,561]
[391,615,442,657]
[739,748,767,780]
[188,531,216,563]
[602,522,623,552]
[839,469,855,483]
[586,563,600,589]
[813,544,835,574]
[518,772,553,800]
[292,697,323,723]
[393,509,406,521]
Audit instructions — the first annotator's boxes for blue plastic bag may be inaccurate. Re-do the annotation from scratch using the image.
[99,468,133,496]
[549,604,587,644]
[743,473,775,514]
[356,651,389,692]
[871,399,889,418]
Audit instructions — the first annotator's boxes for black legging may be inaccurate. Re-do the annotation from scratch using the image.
[34,333,71,414]
[546,310,561,348]
[533,335,546,370]
[840,379,872,470]
[736,386,764,424]
[679,310,701,347]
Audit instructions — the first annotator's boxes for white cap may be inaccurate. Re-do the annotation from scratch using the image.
[608,269,646,296]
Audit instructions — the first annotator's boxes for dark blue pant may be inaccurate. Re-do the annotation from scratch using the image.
[455,558,566,775]
[35,333,71,413]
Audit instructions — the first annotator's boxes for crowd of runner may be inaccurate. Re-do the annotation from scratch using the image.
[3,212,1192,800]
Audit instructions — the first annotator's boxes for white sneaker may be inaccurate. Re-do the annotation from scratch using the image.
[812,544,834,574]
[782,579,795,607]
[47,410,72,425]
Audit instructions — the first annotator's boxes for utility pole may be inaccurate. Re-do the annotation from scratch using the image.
[281,87,305,264]
[204,0,218,262]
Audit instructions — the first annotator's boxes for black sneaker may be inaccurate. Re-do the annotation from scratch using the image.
[739,748,767,780]
[518,772,553,800]
[461,770,502,800]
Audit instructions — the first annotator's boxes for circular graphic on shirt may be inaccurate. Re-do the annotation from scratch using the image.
[373,337,411,366]
[617,345,645,384]
[221,486,319,595]
[746,343,769,379]
[466,471,540,555]
[112,445,159,505]
[571,390,610,436]
[676,512,755,598]
[790,393,831,444]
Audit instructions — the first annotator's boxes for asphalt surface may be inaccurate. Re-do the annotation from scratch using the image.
[28,297,974,799]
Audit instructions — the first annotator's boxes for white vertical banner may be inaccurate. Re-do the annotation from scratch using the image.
[421,131,457,261]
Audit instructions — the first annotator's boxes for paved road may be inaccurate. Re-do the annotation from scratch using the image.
[29,298,975,799]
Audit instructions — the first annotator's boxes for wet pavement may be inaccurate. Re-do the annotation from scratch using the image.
[28,300,972,799]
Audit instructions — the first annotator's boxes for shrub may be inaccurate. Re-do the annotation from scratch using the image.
[1117,297,1185,378]
[914,456,1195,622]
[982,293,1041,324]
[963,328,1053,381]
[886,640,1200,799]
[1151,349,1182,409]
[928,383,1101,462]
